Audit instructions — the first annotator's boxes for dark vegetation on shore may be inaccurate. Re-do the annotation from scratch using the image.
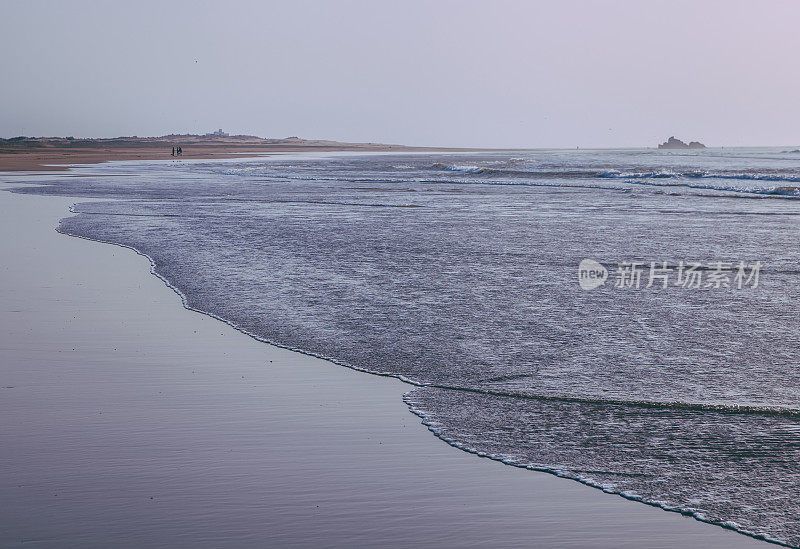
[0,134,410,152]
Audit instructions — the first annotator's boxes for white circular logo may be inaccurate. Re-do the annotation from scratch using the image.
[578,259,608,290]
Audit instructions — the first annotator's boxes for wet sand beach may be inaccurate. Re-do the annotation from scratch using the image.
[0,175,769,548]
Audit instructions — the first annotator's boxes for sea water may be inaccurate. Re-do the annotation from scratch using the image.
[15,148,800,546]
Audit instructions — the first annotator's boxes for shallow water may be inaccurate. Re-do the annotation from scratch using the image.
[15,148,800,546]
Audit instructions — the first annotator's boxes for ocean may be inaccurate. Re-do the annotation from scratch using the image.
[15,148,800,546]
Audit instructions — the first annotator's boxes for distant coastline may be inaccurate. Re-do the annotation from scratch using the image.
[0,134,455,171]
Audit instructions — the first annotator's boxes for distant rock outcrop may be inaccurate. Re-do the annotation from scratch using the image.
[658,136,706,149]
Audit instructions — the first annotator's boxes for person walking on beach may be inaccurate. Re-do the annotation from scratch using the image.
[177,146,182,156]
[172,146,175,157]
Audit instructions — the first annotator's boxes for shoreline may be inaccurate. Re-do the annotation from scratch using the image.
[0,137,463,172]
[0,168,772,547]
[56,197,788,548]
[0,147,402,172]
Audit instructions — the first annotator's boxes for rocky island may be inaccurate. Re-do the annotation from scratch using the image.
[658,136,706,149]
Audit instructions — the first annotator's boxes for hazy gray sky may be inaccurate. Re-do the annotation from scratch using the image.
[2,0,799,147]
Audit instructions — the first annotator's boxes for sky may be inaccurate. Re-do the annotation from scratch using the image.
[1,0,799,148]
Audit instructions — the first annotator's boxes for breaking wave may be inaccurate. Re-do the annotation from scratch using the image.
[431,163,800,186]
[599,169,800,183]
